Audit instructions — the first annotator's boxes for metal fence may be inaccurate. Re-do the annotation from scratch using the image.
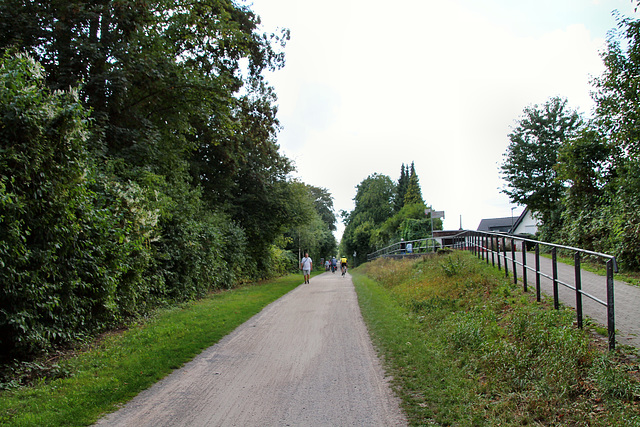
[367,237,439,260]
[366,234,469,260]
[368,230,619,350]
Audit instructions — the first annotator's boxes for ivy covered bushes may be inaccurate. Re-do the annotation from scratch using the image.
[0,0,337,364]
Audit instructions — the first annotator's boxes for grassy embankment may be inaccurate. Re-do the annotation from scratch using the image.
[353,252,640,425]
[0,273,313,426]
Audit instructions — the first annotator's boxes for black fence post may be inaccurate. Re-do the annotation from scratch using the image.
[574,252,583,329]
[486,235,490,263]
[522,241,527,292]
[535,243,541,302]
[503,236,508,278]
[496,238,501,271]
[607,259,616,351]
[552,247,559,310]
[511,238,517,284]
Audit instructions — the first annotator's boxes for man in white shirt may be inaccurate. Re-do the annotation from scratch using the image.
[300,252,313,284]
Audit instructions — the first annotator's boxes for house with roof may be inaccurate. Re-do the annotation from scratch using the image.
[509,207,538,236]
[476,207,539,235]
[477,216,514,233]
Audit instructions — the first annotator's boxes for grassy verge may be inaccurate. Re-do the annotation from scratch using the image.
[0,274,306,426]
[353,252,640,426]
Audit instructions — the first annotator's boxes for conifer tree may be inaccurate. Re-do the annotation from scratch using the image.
[404,161,424,205]
[394,163,409,212]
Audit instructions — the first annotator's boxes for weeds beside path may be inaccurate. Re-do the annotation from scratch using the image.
[353,253,640,425]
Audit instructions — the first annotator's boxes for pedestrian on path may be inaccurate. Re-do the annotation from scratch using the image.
[300,252,313,284]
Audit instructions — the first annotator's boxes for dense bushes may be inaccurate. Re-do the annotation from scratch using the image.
[0,48,334,363]
[0,54,139,357]
[0,0,338,366]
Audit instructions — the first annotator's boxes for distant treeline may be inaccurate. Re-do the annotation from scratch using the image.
[340,162,443,265]
[0,1,336,362]
[501,12,640,270]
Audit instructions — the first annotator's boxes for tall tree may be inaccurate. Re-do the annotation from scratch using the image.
[403,161,424,206]
[308,185,337,231]
[501,97,583,237]
[0,0,293,272]
[587,13,640,267]
[394,163,409,212]
[341,173,395,264]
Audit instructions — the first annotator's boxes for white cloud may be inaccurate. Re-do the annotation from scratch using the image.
[253,0,638,242]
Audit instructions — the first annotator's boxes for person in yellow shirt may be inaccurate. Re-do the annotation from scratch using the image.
[340,256,348,276]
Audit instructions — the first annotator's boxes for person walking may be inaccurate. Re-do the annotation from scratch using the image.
[300,252,313,284]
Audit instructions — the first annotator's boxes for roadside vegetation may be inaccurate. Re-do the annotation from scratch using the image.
[0,2,337,371]
[499,11,640,272]
[353,253,640,426]
[0,274,307,426]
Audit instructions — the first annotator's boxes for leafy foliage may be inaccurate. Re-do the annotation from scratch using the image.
[341,165,441,263]
[403,161,424,206]
[393,163,409,212]
[0,53,146,358]
[500,12,640,269]
[0,0,336,365]
[500,97,583,239]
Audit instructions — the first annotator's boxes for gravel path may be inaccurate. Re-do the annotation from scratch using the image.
[95,272,407,426]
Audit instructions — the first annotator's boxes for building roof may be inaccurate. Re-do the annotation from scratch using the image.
[509,207,529,234]
[477,217,514,232]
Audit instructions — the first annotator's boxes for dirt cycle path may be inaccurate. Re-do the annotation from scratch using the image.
[95,272,407,426]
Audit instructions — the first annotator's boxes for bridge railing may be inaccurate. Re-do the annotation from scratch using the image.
[368,230,619,350]
[366,234,469,261]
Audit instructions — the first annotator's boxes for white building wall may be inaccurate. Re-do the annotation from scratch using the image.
[513,210,538,235]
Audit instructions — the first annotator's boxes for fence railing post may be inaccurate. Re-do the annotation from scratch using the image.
[535,243,541,302]
[496,238,501,271]
[522,241,527,292]
[552,247,559,310]
[574,251,583,329]
[503,236,508,278]
[607,259,616,351]
[511,238,517,284]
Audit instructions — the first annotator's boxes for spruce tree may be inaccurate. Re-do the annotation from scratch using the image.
[394,163,409,212]
[404,161,424,205]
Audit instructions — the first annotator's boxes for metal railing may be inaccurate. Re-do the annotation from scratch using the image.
[367,230,618,350]
[367,235,469,260]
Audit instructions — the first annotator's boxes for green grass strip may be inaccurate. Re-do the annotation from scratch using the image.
[0,274,305,426]
[352,254,640,426]
[352,270,480,425]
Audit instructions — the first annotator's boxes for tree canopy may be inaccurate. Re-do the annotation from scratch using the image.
[340,164,440,264]
[500,96,583,236]
[500,11,640,268]
[0,2,336,363]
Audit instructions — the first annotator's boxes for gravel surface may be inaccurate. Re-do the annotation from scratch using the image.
[95,272,407,426]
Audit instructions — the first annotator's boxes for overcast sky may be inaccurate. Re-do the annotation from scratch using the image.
[248,0,639,241]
